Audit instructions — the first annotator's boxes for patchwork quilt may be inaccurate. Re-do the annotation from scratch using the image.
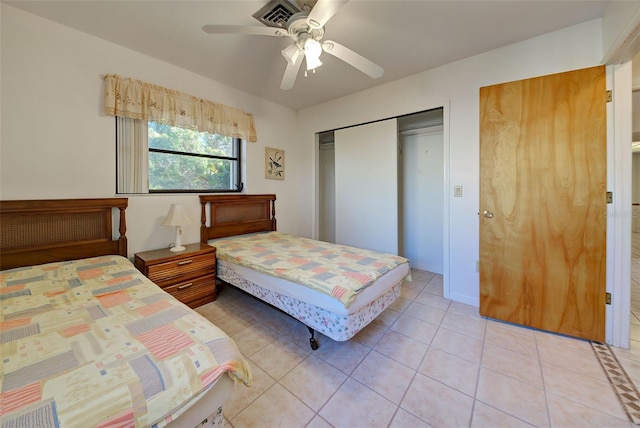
[212,232,410,308]
[0,255,252,428]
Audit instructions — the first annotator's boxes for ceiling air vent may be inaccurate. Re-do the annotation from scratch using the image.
[253,0,301,28]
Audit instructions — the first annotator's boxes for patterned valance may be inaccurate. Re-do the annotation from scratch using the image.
[104,74,257,142]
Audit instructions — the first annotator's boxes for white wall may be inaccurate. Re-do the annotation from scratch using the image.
[602,1,640,63]
[0,4,305,257]
[0,6,625,313]
[400,129,444,274]
[301,19,604,306]
[318,142,335,243]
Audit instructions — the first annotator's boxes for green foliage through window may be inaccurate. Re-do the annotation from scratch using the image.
[147,122,242,192]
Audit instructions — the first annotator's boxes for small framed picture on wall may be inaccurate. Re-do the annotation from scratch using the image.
[265,147,285,180]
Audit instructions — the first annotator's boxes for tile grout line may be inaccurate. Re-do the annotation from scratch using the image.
[590,341,640,425]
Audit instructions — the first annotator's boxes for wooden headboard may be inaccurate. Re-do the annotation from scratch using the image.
[199,194,276,242]
[0,198,128,270]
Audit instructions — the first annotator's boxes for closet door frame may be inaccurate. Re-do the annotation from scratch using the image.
[314,101,452,299]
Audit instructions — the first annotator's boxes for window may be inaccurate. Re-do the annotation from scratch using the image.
[116,118,243,193]
[147,121,242,192]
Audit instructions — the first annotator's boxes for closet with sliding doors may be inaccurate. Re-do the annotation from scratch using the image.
[318,108,444,274]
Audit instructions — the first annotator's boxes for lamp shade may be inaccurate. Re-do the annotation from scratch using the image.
[162,204,191,226]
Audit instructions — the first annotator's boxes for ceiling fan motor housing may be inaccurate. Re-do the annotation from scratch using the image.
[287,12,325,42]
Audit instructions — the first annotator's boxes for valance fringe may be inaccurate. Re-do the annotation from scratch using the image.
[104,74,257,142]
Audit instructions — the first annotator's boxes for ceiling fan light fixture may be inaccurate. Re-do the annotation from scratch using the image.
[204,0,383,90]
[304,38,323,70]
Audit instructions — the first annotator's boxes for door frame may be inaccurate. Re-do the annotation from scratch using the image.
[609,62,633,348]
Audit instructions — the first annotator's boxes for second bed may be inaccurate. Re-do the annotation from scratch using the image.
[199,194,410,350]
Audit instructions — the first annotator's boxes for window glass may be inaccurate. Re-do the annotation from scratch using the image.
[148,122,236,157]
[148,152,236,191]
[116,118,243,193]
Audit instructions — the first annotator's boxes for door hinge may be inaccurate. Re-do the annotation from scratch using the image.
[607,191,613,204]
[606,90,612,103]
[606,292,612,305]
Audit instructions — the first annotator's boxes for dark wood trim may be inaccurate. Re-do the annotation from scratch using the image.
[0,198,128,270]
[199,194,276,242]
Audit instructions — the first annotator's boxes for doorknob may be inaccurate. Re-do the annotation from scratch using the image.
[483,210,494,218]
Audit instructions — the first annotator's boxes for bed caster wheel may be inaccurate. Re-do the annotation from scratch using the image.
[310,338,319,350]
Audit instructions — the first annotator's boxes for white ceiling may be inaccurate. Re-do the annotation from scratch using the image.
[5,0,612,110]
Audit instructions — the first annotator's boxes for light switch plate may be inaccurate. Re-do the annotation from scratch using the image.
[454,185,463,197]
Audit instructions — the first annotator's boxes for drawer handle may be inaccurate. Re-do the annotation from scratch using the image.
[178,283,193,290]
[177,260,193,266]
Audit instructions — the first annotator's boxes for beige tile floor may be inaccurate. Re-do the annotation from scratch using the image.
[196,238,640,428]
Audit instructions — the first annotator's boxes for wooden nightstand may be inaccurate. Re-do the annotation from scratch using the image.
[134,243,216,308]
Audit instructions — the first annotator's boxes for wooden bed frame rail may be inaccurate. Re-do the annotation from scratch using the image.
[0,198,128,270]
[199,194,277,242]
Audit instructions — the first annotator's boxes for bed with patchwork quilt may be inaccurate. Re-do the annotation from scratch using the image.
[0,198,252,428]
[199,194,410,350]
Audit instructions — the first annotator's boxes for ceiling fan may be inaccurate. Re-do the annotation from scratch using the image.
[202,0,384,90]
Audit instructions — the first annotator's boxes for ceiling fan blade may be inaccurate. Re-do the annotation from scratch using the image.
[307,0,349,29]
[202,25,287,37]
[280,58,303,90]
[281,43,302,65]
[322,41,384,79]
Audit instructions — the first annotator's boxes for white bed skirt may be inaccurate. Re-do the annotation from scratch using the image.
[217,260,407,342]
[166,374,234,428]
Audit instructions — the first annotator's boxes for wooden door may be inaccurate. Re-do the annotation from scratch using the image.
[335,119,398,254]
[479,66,607,342]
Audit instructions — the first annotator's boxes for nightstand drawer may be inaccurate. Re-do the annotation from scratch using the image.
[163,274,216,305]
[146,253,215,283]
[134,243,217,308]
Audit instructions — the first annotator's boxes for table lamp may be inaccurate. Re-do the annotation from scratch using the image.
[162,204,191,252]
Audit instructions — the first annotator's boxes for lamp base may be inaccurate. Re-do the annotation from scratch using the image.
[170,225,185,252]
